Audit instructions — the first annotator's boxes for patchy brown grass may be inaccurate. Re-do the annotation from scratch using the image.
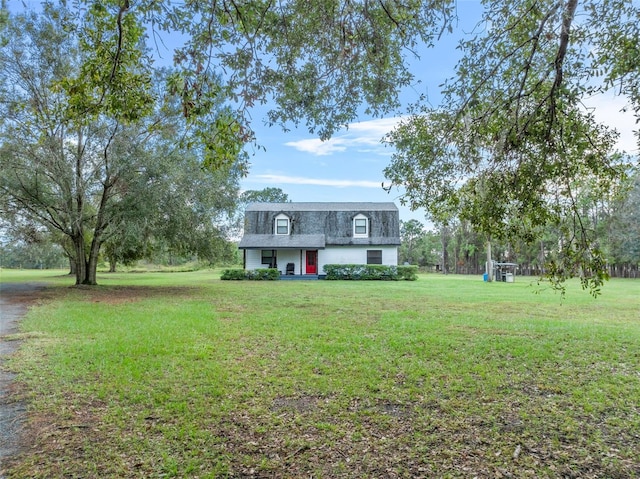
[66,284,203,305]
[2,273,640,478]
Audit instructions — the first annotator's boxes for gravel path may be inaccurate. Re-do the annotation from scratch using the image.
[0,282,48,475]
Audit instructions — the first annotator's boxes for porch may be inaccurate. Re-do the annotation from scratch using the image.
[279,274,322,281]
[241,247,321,276]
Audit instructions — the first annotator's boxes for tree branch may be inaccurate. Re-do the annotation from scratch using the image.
[548,0,579,128]
[109,0,130,85]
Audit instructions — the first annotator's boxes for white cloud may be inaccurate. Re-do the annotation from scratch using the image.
[348,117,404,136]
[284,117,403,156]
[284,138,348,156]
[250,174,382,188]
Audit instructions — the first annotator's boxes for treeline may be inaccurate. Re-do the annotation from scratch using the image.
[0,239,67,270]
[0,235,242,272]
[399,171,640,279]
[0,187,289,273]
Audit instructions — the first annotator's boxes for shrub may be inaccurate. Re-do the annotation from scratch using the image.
[397,265,418,281]
[221,269,247,280]
[221,268,280,280]
[247,268,280,280]
[324,264,359,280]
[323,264,416,280]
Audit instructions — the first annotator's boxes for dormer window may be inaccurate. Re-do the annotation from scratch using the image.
[275,213,290,235]
[353,214,369,238]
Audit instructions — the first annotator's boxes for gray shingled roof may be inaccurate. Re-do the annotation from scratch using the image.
[239,234,326,249]
[246,202,398,212]
[327,236,401,246]
[239,234,400,248]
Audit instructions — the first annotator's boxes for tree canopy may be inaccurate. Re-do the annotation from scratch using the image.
[144,0,454,141]
[0,6,242,284]
[384,0,639,294]
[12,0,455,153]
[226,188,290,239]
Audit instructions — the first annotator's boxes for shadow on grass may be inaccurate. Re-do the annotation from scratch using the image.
[63,284,204,305]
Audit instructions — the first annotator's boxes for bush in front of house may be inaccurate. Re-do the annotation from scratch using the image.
[221,269,247,280]
[220,268,280,280]
[397,265,418,281]
[247,268,280,280]
[323,264,394,280]
[323,264,417,280]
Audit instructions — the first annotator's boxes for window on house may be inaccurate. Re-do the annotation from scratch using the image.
[353,214,369,237]
[367,250,382,264]
[261,250,276,267]
[276,219,289,234]
[275,214,290,235]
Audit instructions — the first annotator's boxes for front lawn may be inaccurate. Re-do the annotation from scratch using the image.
[3,271,639,478]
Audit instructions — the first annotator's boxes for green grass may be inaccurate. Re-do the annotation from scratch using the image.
[2,270,640,478]
[0,268,70,283]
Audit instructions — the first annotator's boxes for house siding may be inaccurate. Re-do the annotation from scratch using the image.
[245,249,301,274]
[245,250,263,271]
[277,250,299,273]
[246,246,398,275]
[319,246,398,271]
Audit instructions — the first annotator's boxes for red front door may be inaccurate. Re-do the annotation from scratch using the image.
[306,250,317,274]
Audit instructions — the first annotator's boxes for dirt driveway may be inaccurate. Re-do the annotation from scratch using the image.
[0,282,48,474]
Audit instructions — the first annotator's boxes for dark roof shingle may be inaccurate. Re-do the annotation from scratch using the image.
[246,202,398,212]
[239,234,326,249]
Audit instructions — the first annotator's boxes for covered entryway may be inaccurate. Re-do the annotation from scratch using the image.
[238,234,325,275]
[305,250,318,274]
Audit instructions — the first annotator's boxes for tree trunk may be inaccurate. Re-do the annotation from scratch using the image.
[441,225,449,275]
[73,128,86,286]
[486,239,493,282]
[71,230,101,286]
[84,256,98,285]
[109,255,117,273]
[83,236,102,285]
[73,234,87,286]
[80,169,113,285]
[68,255,77,276]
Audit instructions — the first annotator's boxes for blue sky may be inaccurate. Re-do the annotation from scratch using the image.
[243,90,637,227]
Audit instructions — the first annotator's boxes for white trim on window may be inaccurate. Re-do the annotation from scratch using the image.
[275,213,290,235]
[353,214,369,238]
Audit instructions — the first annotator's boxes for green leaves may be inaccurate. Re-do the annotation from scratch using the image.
[1,6,245,284]
[384,111,463,225]
[586,0,640,113]
[59,1,154,124]
[384,0,638,294]
[9,0,457,167]
[150,0,454,139]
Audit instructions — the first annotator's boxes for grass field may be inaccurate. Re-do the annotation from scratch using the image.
[1,270,639,478]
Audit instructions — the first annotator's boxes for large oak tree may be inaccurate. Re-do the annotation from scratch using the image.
[0,6,242,284]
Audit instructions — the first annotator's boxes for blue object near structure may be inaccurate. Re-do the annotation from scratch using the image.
[483,273,488,282]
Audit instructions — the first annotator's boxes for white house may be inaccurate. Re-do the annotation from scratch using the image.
[238,202,401,275]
